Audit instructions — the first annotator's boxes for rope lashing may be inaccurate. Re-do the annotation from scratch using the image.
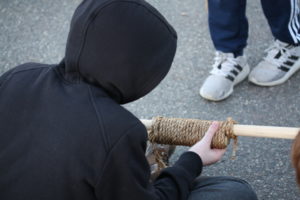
[148,117,237,149]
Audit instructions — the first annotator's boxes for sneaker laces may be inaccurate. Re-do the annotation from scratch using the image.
[210,52,238,77]
[264,40,292,68]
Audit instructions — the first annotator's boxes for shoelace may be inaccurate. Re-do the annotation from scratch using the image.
[210,52,239,77]
[264,40,292,68]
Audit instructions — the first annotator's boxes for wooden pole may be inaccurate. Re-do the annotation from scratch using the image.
[233,125,298,139]
[141,119,152,130]
[140,119,299,139]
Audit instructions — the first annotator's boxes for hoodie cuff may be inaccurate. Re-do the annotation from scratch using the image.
[173,151,203,179]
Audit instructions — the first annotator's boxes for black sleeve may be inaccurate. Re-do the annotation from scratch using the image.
[95,123,203,200]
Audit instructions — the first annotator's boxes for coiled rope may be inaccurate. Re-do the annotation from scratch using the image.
[148,116,237,149]
[146,117,238,173]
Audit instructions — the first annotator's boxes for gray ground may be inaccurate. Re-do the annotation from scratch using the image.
[1,0,300,199]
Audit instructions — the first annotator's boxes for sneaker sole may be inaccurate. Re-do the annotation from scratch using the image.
[200,64,250,101]
[249,60,300,86]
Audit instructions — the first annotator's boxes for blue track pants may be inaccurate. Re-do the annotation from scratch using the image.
[208,0,300,56]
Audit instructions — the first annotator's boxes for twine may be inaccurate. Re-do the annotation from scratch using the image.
[148,117,237,150]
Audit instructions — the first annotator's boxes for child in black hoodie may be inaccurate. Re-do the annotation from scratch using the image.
[0,0,257,200]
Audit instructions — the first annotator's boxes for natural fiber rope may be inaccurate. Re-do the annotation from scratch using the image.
[148,117,237,149]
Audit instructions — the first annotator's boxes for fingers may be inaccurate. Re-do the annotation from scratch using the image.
[213,149,226,157]
[202,121,219,143]
[208,149,226,163]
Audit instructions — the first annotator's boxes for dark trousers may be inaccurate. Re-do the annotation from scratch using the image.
[188,176,258,200]
[208,0,300,56]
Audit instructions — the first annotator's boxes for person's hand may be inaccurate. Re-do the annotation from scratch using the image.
[188,121,226,166]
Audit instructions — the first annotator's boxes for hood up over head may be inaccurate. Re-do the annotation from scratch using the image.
[63,0,177,104]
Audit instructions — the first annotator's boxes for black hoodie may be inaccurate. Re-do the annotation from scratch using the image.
[0,0,202,200]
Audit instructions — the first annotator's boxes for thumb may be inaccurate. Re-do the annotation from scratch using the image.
[202,121,219,143]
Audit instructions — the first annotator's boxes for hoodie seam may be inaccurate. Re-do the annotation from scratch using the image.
[3,67,46,83]
[11,66,46,75]
[0,69,16,93]
[94,122,144,196]
[0,66,49,95]
[75,0,177,78]
[87,85,110,151]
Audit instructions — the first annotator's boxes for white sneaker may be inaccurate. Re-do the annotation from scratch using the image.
[200,51,250,101]
[249,40,300,86]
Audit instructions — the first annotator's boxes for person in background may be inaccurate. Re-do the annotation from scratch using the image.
[200,0,300,101]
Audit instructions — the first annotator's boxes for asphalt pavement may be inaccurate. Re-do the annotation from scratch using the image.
[1,0,300,199]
